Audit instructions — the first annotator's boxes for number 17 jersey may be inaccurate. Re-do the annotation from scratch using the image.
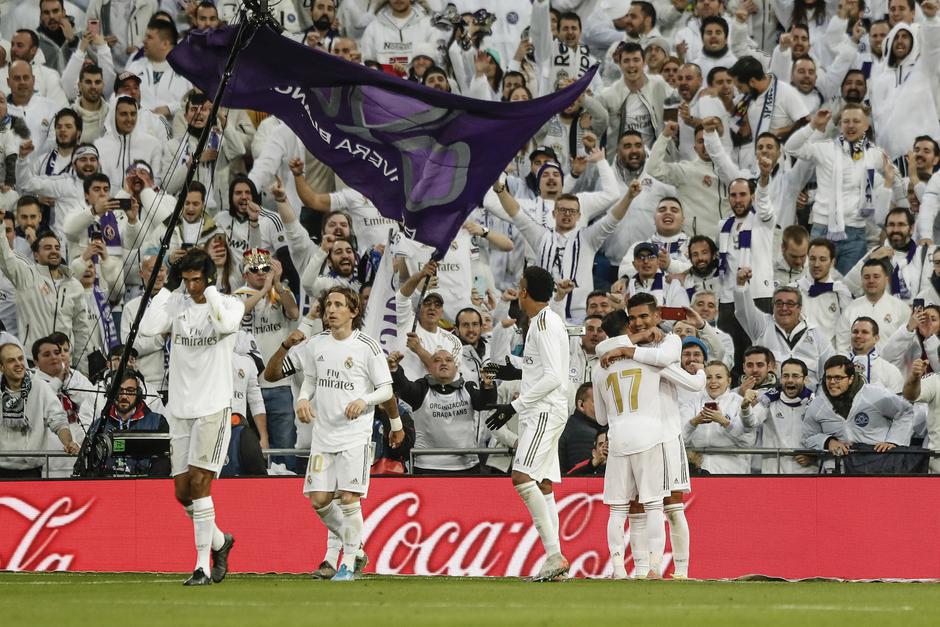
[592,357,665,456]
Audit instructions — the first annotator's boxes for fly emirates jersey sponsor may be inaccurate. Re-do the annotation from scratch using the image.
[593,357,666,456]
[299,330,392,452]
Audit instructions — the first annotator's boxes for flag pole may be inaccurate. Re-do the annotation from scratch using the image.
[73,8,272,476]
[409,250,444,333]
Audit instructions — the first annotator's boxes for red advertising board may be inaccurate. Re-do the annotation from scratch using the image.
[2,477,939,579]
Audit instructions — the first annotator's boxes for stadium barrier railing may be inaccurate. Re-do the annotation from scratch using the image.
[2,446,937,478]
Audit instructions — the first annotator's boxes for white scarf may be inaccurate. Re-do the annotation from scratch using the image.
[828,138,875,241]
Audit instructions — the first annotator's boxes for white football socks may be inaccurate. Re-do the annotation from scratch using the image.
[184,502,224,551]
[191,497,215,574]
[627,512,649,577]
[314,501,346,539]
[323,498,343,568]
[665,502,690,577]
[339,503,363,571]
[607,504,629,576]
[515,482,560,557]
[324,532,343,568]
[644,501,666,575]
[542,491,560,553]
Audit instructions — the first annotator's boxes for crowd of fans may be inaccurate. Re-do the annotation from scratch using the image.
[0,0,938,478]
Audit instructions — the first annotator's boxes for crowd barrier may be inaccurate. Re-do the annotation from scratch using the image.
[1,476,938,579]
[6,446,939,477]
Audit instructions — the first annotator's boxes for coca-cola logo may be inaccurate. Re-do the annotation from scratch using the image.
[362,491,680,578]
[0,496,94,571]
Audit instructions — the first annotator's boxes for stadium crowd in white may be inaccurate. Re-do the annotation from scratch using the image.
[0,0,938,480]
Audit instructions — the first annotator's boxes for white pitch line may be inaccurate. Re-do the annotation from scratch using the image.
[28,598,917,613]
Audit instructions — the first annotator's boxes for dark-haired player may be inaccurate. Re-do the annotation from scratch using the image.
[486,266,571,581]
[294,285,397,581]
[140,247,245,585]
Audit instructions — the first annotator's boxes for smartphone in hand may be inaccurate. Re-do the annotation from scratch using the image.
[660,307,687,321]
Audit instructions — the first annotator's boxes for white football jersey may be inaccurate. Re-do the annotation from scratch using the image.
[298,330,392,452]
[140,288,244,419]
[513,305,570,420]
[234,286,295,388]
[593,358,666,456]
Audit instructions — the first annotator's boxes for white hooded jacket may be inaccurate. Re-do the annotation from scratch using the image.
[93,101,162,189]
[870,17,940,160]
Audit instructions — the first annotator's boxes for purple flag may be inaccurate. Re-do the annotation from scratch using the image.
[168,24,596,256]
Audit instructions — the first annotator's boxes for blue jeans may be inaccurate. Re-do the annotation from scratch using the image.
[262,385,296,471]
[810,224,868,276]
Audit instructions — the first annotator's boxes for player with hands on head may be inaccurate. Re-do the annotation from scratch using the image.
[138,247,245,586]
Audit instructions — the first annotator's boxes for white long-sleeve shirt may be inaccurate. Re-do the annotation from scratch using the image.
[834,293,912,354]
[734,285,836,388]
[784,126,903,230]
[717,181,777,303]
[742,388,816,475]
[515,210,621,323]
[511,305,569,420]
[681,389,756,474]
[139,286,244,418]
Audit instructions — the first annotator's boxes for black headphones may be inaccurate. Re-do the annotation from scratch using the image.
[115,369,147,407]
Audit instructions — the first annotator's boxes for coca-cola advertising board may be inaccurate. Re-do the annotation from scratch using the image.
[2,477,938,579]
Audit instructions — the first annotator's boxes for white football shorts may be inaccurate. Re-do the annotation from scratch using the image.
[663,434,691,493]
[603,442,671,505]
[513,411,566,483]
[303,443,372,496]
[169,408,232,477]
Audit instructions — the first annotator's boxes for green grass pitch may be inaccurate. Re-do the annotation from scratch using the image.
[3,573,939,626]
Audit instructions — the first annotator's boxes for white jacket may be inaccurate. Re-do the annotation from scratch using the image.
[603,162,676,264]
[0,374,68,470]
[802,383,914,449]
[870,17,940,160]
[359,4,436,66]
[784,126,904,230]
[94,112,162,189]
[734,284,836,388]
[704,129,813,230]
[742,387,816,474]
[717,181,777,303]
[646,133,729,240]
[681,389,756,474]
[124,56,193,116]
[0,234,90,365]
[834,293,912,353]
[797,273,853,341]
[84,0,158,68]
[7,94,60,156]
[0,59,68,110]
[849,349,905,393]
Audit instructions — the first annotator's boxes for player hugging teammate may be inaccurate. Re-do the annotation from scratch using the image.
[594,295,705,579]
